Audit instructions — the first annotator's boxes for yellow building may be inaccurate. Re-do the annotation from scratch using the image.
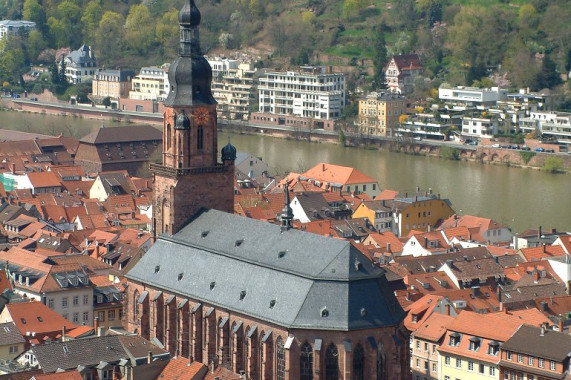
[129,66,169,101]
[358,92,406,137]
[393,195,454,237]
[91,69,134,100]
[352,200,393,231]
[0,322,25,361]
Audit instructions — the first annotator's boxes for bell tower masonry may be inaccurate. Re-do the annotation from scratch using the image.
[151,0,236,238]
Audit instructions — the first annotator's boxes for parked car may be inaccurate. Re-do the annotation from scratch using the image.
[414,136,422,141]
[545,149,555,153]
[535,147,544,152]
[491,144,500,148]
[521,146,531,151]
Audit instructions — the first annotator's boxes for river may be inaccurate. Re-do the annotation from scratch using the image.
[0,110,568,233]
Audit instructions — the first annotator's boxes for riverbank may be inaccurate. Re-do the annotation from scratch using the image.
[4,97,570,173]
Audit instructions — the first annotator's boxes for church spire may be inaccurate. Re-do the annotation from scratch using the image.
[280,179,293,232]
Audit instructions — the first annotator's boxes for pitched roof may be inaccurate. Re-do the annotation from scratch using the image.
[127,209,405,330]
[390,54,422,71]
[413,312,455,342]
[32,370,83,380]
[4,301,81,336]
[501,324,571,361]
[157,359,207,380]
[0,322,26,346]
[80,125,162,144]
[302,163,377,186]
[446,310,522,341]
[26,172,62,189]
[518,245,566,261]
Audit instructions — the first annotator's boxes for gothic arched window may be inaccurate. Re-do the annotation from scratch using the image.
[276,337,285,380]
[133,290,139,317]
[325,343,339,380]
[166,124,171,149]
[353,343,365,380]
[197,126,204,150]
[300,341,313,380]
[377,342,385,380]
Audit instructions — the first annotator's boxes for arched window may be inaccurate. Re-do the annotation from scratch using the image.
[377,342,385,380]
[325,343,339,380]
[197,126,204,150]
[300,341,313,380]
[353,344,365,380]
[166,124,171,149]
[276,337,285,380]
[133,290,139,318]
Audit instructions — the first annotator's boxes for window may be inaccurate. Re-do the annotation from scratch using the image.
[424,343,428,352]
[456,358,462,368]
[62,297,68,308]
[488,343,499,355]
[424,361,428,370]
[445,356,450,365]
[9,345,18,354]
[300,342,313,380]
[468,361,474,371]
[507,352,512,360]
[73,296,79,306]
[353,344,365,380]
[276,337,286,380]
[539,358,544,368]
[416,359,420,368]
[325,343,339,380]
[517,354,523,363]
[108,310,115,321]
[528,356,534,366]
[479,363,485,374]
[550,361,556,370]
[197,126,204,150]
[528,376,534,380]
[416,340,420,349]
[98,311,105,322]
[489,367,495,376]
[97,295,103,303]
[83,312,89,322]
[83,295,89,305]
[73,312,79,323]
[444,377,450,380]
[48,299,54,309]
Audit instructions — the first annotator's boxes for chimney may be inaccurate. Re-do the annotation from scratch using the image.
[424,237,428,248]
[540,324,546,337]
[405,192,408,198]
[416,186,420,193]
[415,195,418,202]
[437,193,440,199]
[10,163,15,174]
[534,271,540,283]
[538,225,542,238]
[558,318,564,333]
[147,351,153,364]
[322,163,325,171]
[94,317,99,332]
[62,325,66,342]
[445,304,451,316]
[551,228,556,234]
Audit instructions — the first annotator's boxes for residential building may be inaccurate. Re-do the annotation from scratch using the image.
[88,171,137,202]
[392,195,455,237]
[290,192,351,222]
[91,69,135,101]
[91,275,124,329]
[352,200,393,231]
[257,66,345,120]
[74,125,162,176]
[519,111,571,146]
[0,322,26,361]
[0,20,35,40]
[410,312,455,380]
[439,257,505,289]
[500,324,571,380]
[398,113,455,141]
[129,66,169,101]
[461,116,499,139]
[207,57,256,120]
[234,152,268,179]
[19,334,169,380]
[438,311,523,380]
[358,92,406,137]
[301,162,381,198]
[384,54,422,95]
[61,45,99,84]
[439,214,513,245]
[439,86,508,107]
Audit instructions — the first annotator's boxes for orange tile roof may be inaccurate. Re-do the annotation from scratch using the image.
[555,235,571,254]
[65,325,94,338]
[157,358,207,380]
[446,310,522,341]
[302,163,377,185]
[374,189,400,200]
[26,172,62,188]
[365,231,404,253]
[486,245,517,256]
[4,301,81,336]
[33,370,84,380]
[403,294,446,331]
[413,312,455,342]
[492,309,552,327]
[519,245,566,262]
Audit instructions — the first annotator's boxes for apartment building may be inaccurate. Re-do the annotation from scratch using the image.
[207,57,256,120]
[258,66,345,120]
[358,92,406,136]
[439,86,508,107]
[61,45,99,84]
[0,20,35,40]
[385,54,422,95]
[91,69,134,100]
[129,66,169,101]
[461,116,499,139]
[519,111,571,146]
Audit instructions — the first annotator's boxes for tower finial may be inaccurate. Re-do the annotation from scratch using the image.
[280,178,293,232]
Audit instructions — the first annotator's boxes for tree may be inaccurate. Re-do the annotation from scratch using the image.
[96,12,124,64]
[125,4,155,55]
[539,53,561,89]
[23,0,47,34]
[542,157,563,173]
[155,9,178,58]
[372,27,387,90]
[81,1,104,44]
[27,30,47,61]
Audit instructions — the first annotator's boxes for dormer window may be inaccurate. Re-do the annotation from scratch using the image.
[469,337,481,351]
[210,281,216,290]
[488,341,499,356]
[240,290,247,301]
[321,307,329,318]
[448,332,460,346]
[154,265,160,273]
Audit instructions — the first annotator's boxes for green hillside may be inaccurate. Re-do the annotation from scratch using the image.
[0,0,569,102]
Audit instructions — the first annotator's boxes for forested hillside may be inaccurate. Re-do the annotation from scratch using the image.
[0,0,570,99]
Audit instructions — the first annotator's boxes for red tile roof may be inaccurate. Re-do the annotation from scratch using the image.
[26,172,62,188]
[4,301,81,337]
[519,245,566,262]
[157,358,207,380]
[302,163,377,185]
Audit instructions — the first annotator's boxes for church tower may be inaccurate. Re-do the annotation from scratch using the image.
[151,0,235,238]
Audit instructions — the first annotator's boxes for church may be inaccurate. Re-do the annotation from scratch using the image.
[124,0,409,378]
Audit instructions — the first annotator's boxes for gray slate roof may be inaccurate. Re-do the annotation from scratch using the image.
[501,324,571,361]
[80,125,162,145]
[127,209,404,331]
[0,322,25,346]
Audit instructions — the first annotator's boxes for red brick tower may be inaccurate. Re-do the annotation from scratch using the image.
[150,0,235,238]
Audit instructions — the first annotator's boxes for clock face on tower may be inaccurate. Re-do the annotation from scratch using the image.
[194,107,210,124]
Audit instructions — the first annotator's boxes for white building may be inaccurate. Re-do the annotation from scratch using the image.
[61,45,99,84]
[258,66,345,120]
[207,57,256,120]
[519,111,571,146]
[0,20,35,40]
[439,86,508,107]
[129,66,170,101]
[461,117,498,139]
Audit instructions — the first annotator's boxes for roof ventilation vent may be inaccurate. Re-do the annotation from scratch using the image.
[235,239,244,247]
[278,251,287,259]
[361,308,367,317]
[269,299,276,309]
[321,307,329,318]
[154,265,160,273]
[354,260,362,271]
[201,231,209,238]
[178,273,183,281]
[210,281,216,290]
[240,290,247,301]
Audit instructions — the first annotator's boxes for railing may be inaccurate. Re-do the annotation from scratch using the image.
[150,163,230,177]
